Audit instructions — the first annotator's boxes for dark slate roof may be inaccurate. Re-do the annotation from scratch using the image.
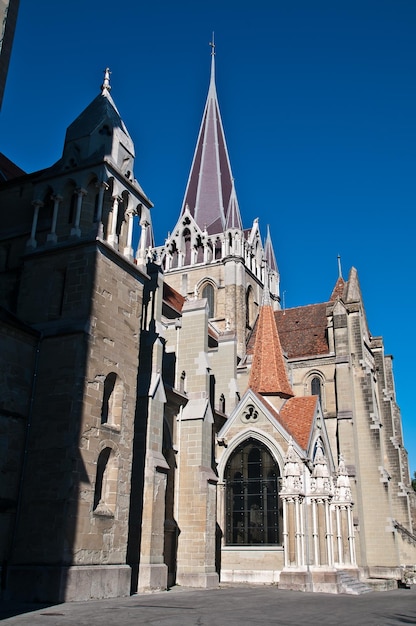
[0,152,25,182]
[65,90,127,143]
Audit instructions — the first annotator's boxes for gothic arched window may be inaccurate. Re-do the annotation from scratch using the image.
[202,283,215,318]
[311,376,322,402]
[225,438,282,545]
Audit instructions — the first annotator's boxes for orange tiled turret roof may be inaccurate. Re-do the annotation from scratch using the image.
[248,299,294,397]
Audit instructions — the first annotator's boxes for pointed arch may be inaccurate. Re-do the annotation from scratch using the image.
[224,436,282,546]
[306,371,325,409]
[201,281,215,318]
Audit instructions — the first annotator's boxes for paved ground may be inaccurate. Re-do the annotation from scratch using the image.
[1,584,415,626]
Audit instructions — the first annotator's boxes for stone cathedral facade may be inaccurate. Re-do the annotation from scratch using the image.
[0,54,415,603]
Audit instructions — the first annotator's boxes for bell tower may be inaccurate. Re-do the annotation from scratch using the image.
[152,41,280,360]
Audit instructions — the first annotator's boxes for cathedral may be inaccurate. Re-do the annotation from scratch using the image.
[0,48,415,603]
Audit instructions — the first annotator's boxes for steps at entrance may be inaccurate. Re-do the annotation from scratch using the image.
[364,578,398,592]
[338,571,373,595]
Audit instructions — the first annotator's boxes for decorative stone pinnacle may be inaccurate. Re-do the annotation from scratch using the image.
[101,68,111,94]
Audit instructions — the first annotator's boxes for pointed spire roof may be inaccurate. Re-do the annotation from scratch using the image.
[248,291,294,397]
[264,225,278,272]
[330,276,346,301]
[64,68,135,158]
[224,180,243,230]
[180,39,243,235]
[330,254,346,300]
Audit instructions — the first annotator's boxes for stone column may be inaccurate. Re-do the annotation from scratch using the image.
[279,439,308,589]
[95,181,108,238]
[27,200,43,248]
[70,188,87,237]
[123,208,136,260]
[333,455,356,567]
[309,442,334,567]
[136,214,149,267]
[47,195,62,243]
[107,196,120,247]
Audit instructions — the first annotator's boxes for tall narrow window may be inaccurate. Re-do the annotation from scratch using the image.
[246,286,255,330]
[183,228,191,265]
[101,372,123,427]
[202,283,215,318]
[93,447,118,516]
[225,438,282,545]
[311,376,322,401]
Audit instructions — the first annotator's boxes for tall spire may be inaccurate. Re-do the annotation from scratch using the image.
[180,39,243,235]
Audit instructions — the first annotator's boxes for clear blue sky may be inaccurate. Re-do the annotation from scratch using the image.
[1,1,415,473]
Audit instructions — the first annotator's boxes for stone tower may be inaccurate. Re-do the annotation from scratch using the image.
[0,70,155,601]
[153,43,280,362]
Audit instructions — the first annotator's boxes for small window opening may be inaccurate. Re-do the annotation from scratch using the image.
[202,283,215,318]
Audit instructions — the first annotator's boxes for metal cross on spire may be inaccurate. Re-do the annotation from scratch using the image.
[209,32,215,56]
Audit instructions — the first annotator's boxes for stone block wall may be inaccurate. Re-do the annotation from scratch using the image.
[5,240,147,601]
[0,317,38,577]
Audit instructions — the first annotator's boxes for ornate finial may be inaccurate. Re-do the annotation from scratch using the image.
[337,254,343,279]
[209,32,215,56]
[101,68,111,94]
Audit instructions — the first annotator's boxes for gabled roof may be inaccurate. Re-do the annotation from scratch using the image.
[0,152,25,182]
[249,390,317,452]
[180,44,243,235]
[248,293,294,397]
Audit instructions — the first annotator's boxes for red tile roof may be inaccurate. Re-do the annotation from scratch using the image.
[274,304,329,359]
[248,304,294,397]
[252,391,317,451]
[279,396,318,450]
[330,276,346,301]
[163,283,185,317]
